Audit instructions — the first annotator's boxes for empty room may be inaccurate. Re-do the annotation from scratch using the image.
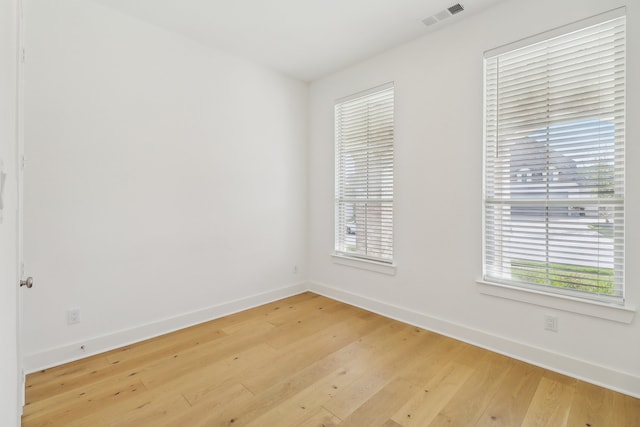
[1,0,639,425]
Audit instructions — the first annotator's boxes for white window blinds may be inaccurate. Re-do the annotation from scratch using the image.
[483,10,625,303]
[335,83,394,263]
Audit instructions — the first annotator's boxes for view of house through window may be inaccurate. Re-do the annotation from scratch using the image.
[335,83,394,263]
[483,10,625,303]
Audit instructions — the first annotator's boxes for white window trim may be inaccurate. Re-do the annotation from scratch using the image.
[334,82,395,266]
[477,279,635,324]
[331,252,397,275]
[481,8,627,307]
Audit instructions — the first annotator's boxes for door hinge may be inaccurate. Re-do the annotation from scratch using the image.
[21,48,25,63]
[21,155,25,170]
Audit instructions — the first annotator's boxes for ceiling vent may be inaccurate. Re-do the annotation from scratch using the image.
[448,3,465,15]
[422,3,465,27]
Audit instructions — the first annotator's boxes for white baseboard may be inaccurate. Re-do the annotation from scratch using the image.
[307,281,640,399]
[23,282,307,374]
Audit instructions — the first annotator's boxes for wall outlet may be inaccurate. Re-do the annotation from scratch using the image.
[544,315,558,332]
[67,308,80,325]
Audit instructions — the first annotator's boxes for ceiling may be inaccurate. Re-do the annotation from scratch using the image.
[91,0,505,81]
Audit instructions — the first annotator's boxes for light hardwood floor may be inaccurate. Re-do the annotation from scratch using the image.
[22,292,640,426]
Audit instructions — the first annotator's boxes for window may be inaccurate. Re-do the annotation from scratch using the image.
[483,10,625,304]
[335,83,394,264]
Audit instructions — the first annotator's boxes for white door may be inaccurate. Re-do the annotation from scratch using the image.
[0,0,25,423]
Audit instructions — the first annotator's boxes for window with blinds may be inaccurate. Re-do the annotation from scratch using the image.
[335,83,394,263]
[483,9,625,304]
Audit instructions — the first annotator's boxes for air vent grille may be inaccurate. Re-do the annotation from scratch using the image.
[448,3,464,15]
[422,3,465,28]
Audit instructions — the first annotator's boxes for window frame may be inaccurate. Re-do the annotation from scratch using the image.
[481,8,627,307]
[333,82,395,271]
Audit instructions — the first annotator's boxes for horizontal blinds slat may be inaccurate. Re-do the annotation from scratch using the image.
[497,43,625,81]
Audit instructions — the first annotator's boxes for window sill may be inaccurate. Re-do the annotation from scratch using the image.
[331,253,397,275]
[477,280,635,324]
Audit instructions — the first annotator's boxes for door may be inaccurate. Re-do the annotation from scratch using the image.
[0,0,24,422]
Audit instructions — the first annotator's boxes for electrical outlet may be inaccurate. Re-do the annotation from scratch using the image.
[544,315,558,332]
[67,309,80,325]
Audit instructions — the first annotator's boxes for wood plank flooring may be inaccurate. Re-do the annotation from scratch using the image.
[22,292,640,426]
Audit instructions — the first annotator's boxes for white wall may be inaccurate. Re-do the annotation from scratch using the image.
[309,0,640,396]
[0,0,20,424]
[22,0,308,368]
